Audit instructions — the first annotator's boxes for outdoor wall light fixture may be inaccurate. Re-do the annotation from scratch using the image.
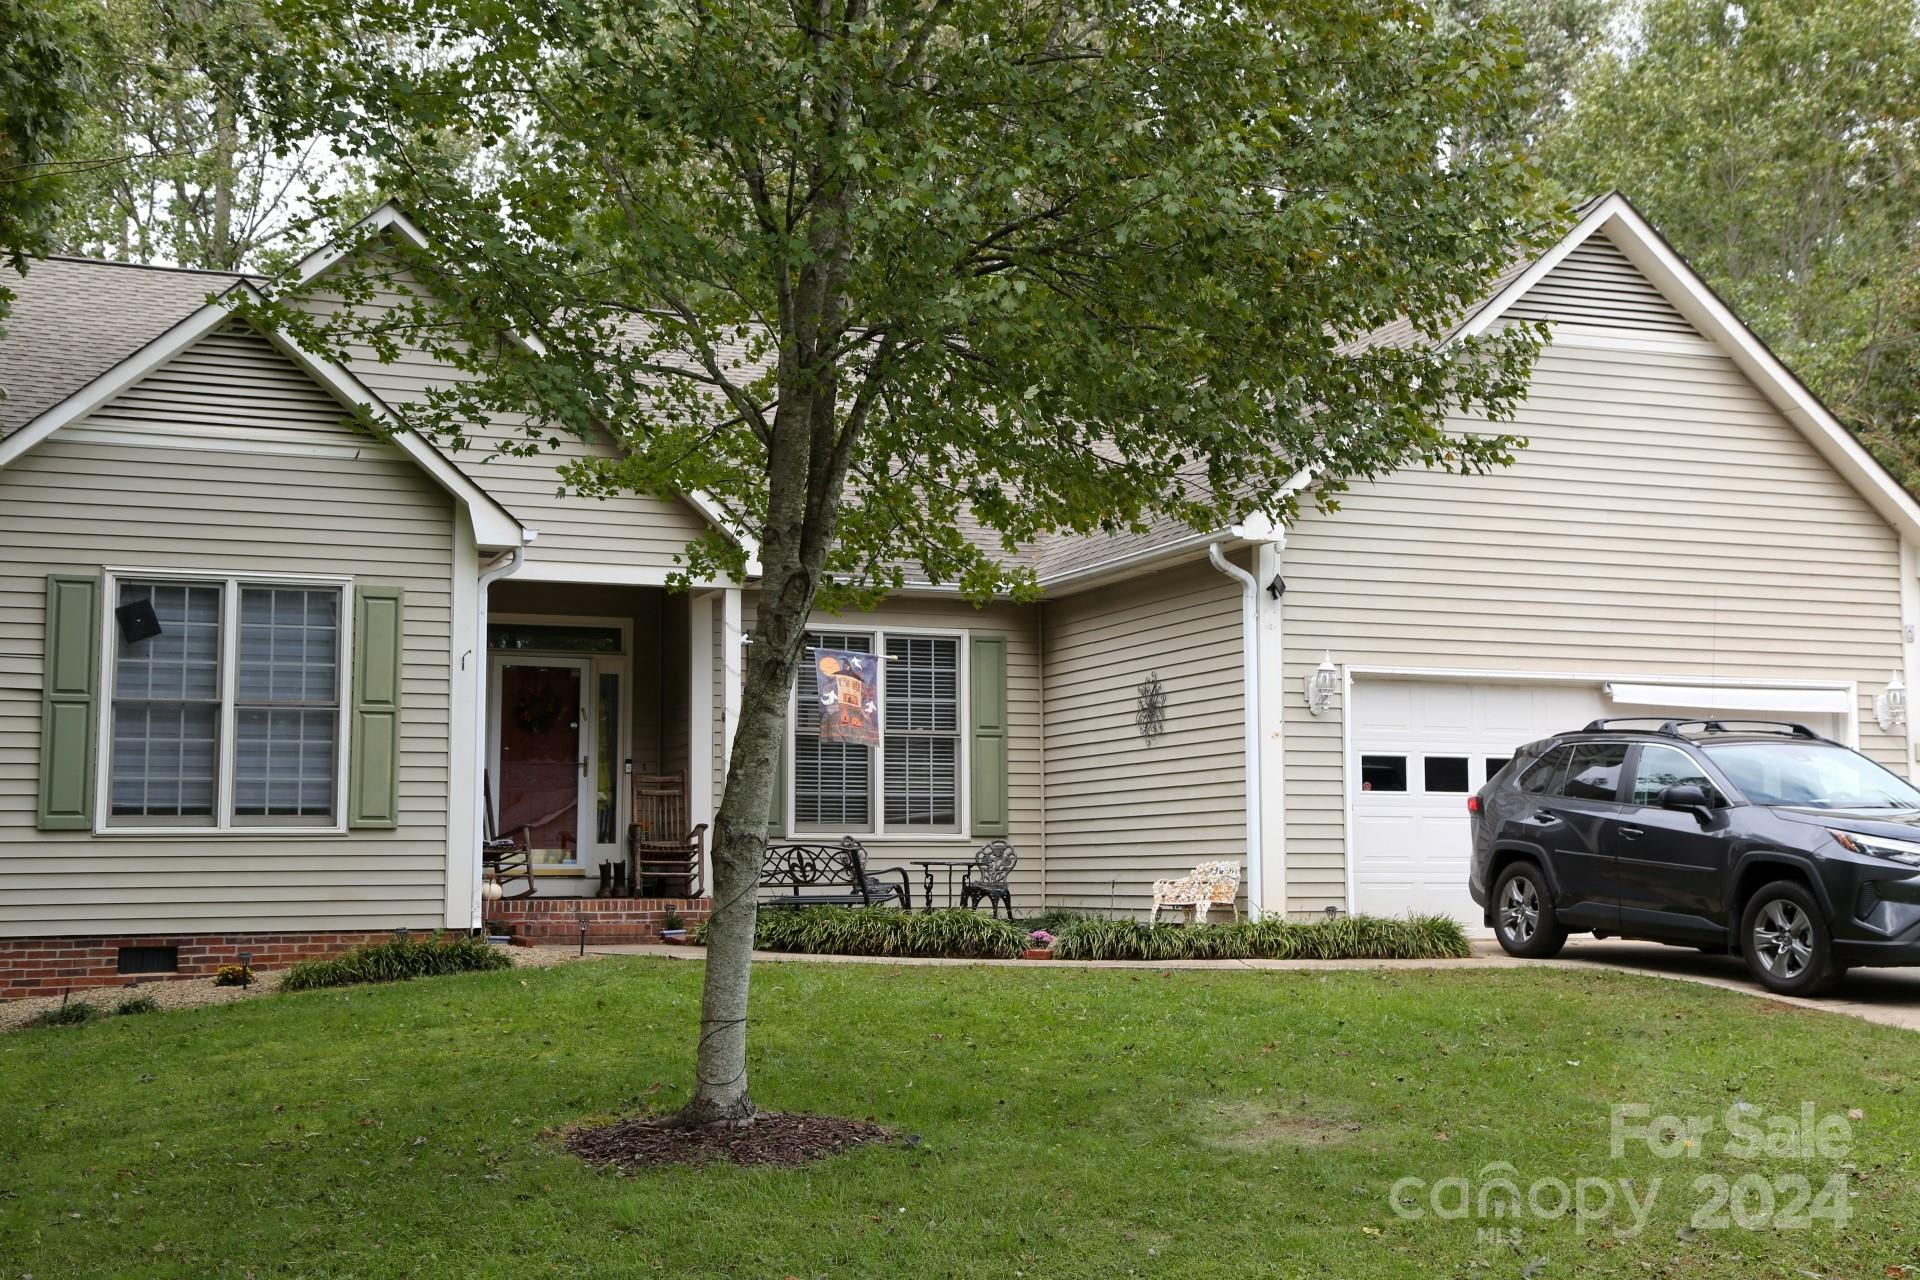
[1305,652,1339,716]
[1266,574,1286,600]
[1877,672,1908,733]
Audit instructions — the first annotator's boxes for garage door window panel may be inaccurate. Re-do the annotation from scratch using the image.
[1361,755,1407,792]
[1423,757,1470,793]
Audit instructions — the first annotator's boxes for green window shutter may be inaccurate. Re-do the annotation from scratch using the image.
[349,586,404,829]
[969,635,1009,837]
[38,574,102,830]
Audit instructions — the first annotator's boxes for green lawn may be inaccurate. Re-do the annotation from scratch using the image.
[2,958,1917,1278]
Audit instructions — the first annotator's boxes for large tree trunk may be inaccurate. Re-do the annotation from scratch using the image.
[674,390,838,1127]
[671,597,808,1127]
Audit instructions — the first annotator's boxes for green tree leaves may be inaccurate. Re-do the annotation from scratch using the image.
[1539,0,1920,481]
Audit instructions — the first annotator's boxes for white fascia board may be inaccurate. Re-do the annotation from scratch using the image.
[1460,193,1920,546]
[250,323,525,550]
[1454,195,1625,344]
[683,488,763,574]
[291,202,433,286]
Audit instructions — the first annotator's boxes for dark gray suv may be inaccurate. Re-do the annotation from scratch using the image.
[1469,719,1920,996]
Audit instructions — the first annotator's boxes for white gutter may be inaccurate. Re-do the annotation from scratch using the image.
[1207,528,1277,919]
[469,542,529,927]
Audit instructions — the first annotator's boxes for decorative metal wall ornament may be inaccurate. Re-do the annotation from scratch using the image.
[1135,672,1167,742]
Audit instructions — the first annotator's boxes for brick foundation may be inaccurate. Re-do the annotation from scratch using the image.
[486,896,711,945]
[0,931,400,1000]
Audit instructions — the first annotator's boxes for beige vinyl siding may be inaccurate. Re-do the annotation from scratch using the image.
[304,259,715,568]
[1504,235,1700,335]
[740,593,1043,905]
[1281,336,1907,915]
[0,323,458,935]
[1040,559,1245,914]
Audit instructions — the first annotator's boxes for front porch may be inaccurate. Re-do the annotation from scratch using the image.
[482,578,725,900]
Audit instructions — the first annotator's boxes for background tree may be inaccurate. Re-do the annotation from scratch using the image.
[49,0,334,272]
[247,0,1553,1128]
[1536,0,1920,481]
[0,0,91,327]
[1434,0,1617,155]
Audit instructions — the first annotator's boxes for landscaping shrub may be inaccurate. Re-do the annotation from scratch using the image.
[697,907,1027,959]
[24,999,99,1028]
[1049,914,1471,962]
[112,993,160,1016]
[214,964,254,987]
[688,907,1466,962]
[1013,908,1100,934]
[281,934,511,992]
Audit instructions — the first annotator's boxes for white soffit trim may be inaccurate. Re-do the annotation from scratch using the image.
[513,558,735,589]
[1461,192,1920,546]
[1606,683,1852,716]
[0,280,527,550]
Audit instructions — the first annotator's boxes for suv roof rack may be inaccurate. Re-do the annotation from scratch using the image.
[1660,719,1827,740]
[1580,717,1678,733]
[1578,716,1826,741]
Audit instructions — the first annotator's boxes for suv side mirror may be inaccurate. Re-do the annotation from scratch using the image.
[1658,784,1713,822]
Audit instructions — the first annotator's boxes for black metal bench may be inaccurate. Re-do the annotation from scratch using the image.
[758,837,913,910]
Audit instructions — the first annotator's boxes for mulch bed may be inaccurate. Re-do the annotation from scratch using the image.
[565,1111,895,1169]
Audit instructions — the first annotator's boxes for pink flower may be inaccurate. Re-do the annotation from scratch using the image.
[1029,929,1053,945]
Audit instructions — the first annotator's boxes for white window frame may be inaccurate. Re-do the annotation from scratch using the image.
[786,624,972,842]
[95,566,354,837]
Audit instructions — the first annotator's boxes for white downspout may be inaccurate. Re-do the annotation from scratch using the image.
[470,543,528,927]
[1209,540,1264,918]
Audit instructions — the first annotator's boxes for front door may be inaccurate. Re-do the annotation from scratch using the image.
[493,658,590,868]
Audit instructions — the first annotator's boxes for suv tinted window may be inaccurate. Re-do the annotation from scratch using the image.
[1561,743,1628,801]
[1517,745,1571,794]
[1630,744,1725,807]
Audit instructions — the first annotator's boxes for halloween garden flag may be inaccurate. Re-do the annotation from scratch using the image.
[814,649,880,745]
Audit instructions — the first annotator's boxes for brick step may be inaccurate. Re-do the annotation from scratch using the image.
[484,897,710,946]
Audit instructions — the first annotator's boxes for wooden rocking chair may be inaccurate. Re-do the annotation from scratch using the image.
[630,771,707,898]
[482,772,537,899]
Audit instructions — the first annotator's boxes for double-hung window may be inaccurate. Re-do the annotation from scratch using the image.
[791,630,963,835]
[106,574,347,831]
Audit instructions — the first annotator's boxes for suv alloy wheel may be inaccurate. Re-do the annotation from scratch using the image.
[1739,880,1845,997]
[1492,860,1568,959]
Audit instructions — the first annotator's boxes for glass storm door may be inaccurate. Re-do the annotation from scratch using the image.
[496,659,589,866]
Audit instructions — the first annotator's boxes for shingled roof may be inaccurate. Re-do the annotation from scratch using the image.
[0,204,1582,586]
[0,257,255,436]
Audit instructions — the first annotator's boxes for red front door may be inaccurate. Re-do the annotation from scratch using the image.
[497,662,584,865]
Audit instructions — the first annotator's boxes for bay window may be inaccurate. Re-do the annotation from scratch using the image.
[792,629,963,835]
[106,574,346,831]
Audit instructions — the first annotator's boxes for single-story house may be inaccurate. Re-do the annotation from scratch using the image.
[4,192,1918,995]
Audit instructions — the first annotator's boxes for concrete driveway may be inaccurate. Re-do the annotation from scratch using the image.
[1525,937,1920,1032]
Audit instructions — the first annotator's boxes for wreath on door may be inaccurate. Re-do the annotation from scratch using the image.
[514,682,570,736]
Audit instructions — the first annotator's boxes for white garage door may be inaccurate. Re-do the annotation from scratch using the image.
[1348,679,1845,925]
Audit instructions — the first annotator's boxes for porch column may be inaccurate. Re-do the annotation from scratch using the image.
[722,587,743,763]
[688,591,716,847]
[446,511,480,929]
[1254,539,1287,918]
